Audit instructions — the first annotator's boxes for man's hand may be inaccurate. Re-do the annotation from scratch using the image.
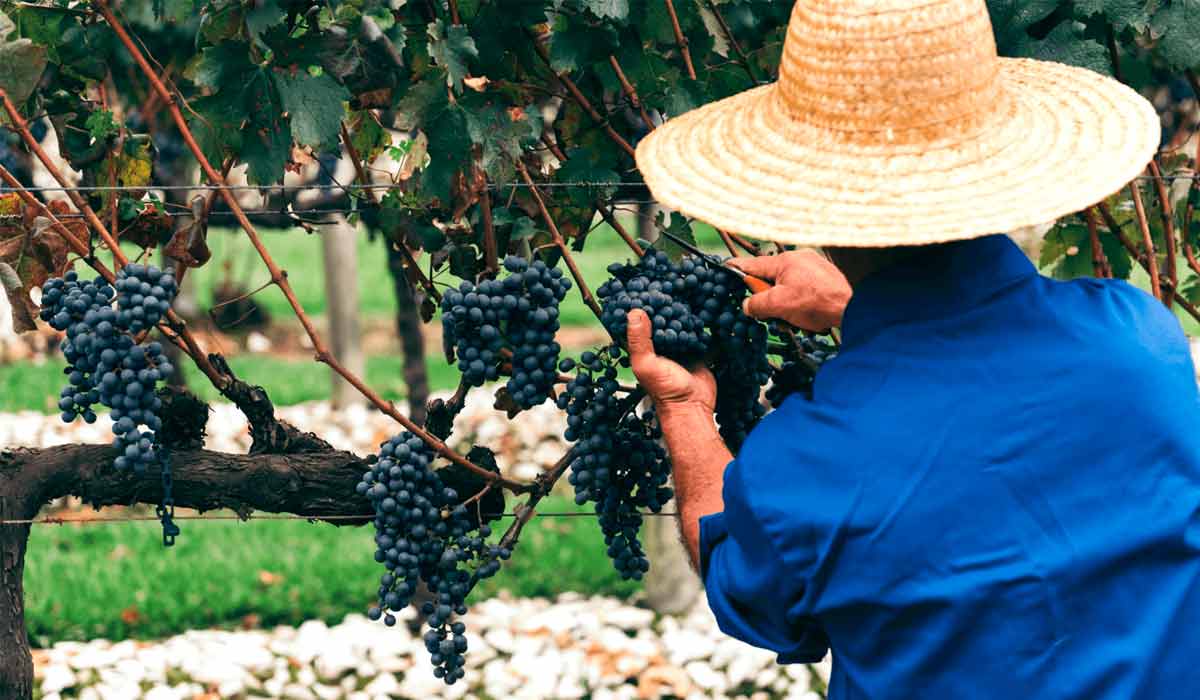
[729,251,852,331]
[627,309,716,413]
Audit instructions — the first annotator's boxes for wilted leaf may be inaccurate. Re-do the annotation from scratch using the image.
[164,197,212,268]
[0,38,48,114]
[0,262,38,332]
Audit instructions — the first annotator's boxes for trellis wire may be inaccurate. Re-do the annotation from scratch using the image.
[0,510,680,526]
[0,173,1197,196]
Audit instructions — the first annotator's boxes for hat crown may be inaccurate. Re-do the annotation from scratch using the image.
[776,0,1003,146]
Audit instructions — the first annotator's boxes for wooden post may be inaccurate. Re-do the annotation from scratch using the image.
[321,214,366,408]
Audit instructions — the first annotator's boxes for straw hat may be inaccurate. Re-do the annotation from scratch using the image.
[635,0,1160,247]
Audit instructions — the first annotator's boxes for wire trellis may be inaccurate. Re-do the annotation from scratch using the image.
[0,173,1196,196]
[0,510,680,527]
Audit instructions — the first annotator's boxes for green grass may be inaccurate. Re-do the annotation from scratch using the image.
[23,495,640,647]
[0,354,463,413]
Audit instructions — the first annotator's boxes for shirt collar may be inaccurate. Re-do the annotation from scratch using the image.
[840,234,1037,347]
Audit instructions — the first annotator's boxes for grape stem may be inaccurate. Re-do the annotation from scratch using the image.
[95,1,522,492]
[536,132,643,257]
[1094,203,1200,325]
[498,388,646,551]
[513,158,604,320]
[663,0,698,80]
[1126,180,1162,302]
[1083,209,1111,278]
[529,30,636,159]
[1147,161,1178,308]
[703,0,759,84]
[340,120,443,303]
[609,56,656,132]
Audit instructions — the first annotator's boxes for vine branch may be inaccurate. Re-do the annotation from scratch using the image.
[663,0,698,80]
[514,158,603,319]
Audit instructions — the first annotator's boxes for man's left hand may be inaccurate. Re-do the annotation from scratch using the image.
[627,309,716,413]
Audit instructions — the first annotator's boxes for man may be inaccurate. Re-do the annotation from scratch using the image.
[629,1,1200,698]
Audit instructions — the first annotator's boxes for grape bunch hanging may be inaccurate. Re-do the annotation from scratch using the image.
[441,256,571,408]
[41,264,180,542]
[358,433,509,685]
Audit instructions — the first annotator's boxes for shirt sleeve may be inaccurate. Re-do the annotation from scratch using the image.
[699,457,830,664]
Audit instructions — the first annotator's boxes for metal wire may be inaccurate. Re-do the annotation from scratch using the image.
[0,181,650,193]
[0,173,1194,196]
[0,510,680,526]
[0,204,663,223]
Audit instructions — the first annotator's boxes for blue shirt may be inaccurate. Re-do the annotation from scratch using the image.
[699,235,1200,699]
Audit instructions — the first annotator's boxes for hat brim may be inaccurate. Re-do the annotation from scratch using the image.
[635,58,1160,248]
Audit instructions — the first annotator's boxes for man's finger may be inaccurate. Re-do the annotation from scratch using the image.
[626,308,656,362]
[742,287,791,322]
[727,254,785,281]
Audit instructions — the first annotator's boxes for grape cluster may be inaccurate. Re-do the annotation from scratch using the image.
[441,256,571,409]
[766,336,838,407]
[41,266,176,473]
[358,433,510,683]
[597,252,708,359]
[41,272,115,425]
[599,251,772,450]
[114,263,178,333]
[558,350,672,579]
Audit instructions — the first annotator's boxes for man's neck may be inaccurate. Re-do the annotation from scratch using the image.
[824,246,926,286]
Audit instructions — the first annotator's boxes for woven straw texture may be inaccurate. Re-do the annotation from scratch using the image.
[635,0,1161,247]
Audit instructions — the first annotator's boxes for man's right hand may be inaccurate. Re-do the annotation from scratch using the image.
[728,251,852,331]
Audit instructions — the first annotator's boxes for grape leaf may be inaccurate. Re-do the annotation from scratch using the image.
[245,0,285,46]
[655,211,697,261]
[1073,0,1153,31]
[1152,1,1200,71]
[273,69,351,150]
[0,199,77,331]
[0,38,47,110]
[428,20,478,89]
[986,0,1061,52]
[186,42,255,90]
[1009,23,1110,74]
[584,0,630,21]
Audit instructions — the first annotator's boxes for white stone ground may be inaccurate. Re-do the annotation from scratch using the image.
[32,594,831,700]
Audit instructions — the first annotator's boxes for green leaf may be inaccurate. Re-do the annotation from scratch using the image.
[84,110,119,142]
[427,20,478,90]
[510,216,539,240]
[584,0,630,21]
[245,0,285,46]
[187,42,255,90]
[1152,1,1200,71]
[1073,0,1153,31]
[420,106,472,205]
[0,38,47,109]
[1010,22,1111,74]
[549,16,618,73]
[272,69,351,150]
[1099,230,1133,279]
[654,211,696,261]
[1041,222,1092,278]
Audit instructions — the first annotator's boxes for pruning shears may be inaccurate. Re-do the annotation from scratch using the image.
[657,229,773,294]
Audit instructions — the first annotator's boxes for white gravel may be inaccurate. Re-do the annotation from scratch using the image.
[32,595,830,700]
